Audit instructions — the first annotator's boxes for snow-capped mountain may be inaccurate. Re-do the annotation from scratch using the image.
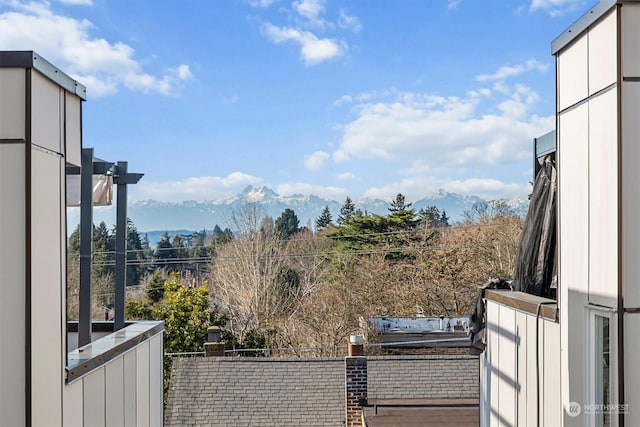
[67,186,529,235]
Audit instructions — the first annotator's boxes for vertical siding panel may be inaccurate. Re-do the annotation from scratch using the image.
[486,301,500,426]
[0,144,26,427]
[588,11,617,96]
[149,335,163,427]
[588,87,618,307]
[526,315,538,427]
[106,357,125,427]
[622,4,640,77]
[30,71,62,154]
[624,313,640,426]
[543,321,562,426]
[63,380,84,426]
[83,369,106,426]
[136,341,150,426]
[515,312,527,427]
[497,305,516,427]
[558,101,589,419]
[557,35,588,111]
[0,69,26,138]
[124,350,137,427]
[30,150,63,427]
[622,82,640,309]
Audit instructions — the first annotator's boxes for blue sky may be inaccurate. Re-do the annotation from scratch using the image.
[0,0,593,203]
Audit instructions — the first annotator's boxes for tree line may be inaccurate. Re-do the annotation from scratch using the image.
[66,193,522,402]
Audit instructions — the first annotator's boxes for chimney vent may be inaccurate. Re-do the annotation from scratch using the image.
[207,326,221,343]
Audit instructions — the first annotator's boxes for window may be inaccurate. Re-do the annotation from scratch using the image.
[587,307,617,427]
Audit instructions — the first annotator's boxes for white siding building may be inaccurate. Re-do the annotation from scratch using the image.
[480,1,640,425]
[0,51,163,426]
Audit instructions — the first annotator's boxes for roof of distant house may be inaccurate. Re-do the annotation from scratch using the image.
[165,355,479,426]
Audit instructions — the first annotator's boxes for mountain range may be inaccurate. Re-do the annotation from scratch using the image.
[67,186,529,241]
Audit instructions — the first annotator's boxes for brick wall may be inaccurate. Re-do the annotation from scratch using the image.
[345,357,367,427]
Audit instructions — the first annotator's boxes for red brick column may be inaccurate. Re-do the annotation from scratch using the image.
[345,356,367,427]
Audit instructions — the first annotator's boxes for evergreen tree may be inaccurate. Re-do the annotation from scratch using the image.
[275,208,300,239]
[420,205,444,228]
[440,210,450,227]
[389,193,412,212]
[212,224,224,238]
[337,197,356,225]
[315,205,333,231]
[145,269,166,303]
[93,221,114,277]
[154,232,173,270]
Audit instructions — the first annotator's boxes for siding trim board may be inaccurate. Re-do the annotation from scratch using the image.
[0,51,86,100]
[66,321,164,383]
[24,66,32,427]
[485,290,558,322]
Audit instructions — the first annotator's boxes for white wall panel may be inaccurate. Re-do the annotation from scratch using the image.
[30,148,63,427]
[136,341,150,427]
[622,82,640,308]
[124,350,137,427]
[63,379,83,426]
[542,321,561,426]
[624,313,640,426]
[0,69,25,139]
[106,357,125,427]
[588,10,617,96]
[525,315,538,427]
[588,88,618,308]
[559,104,590,426]
[559,104,590,295]
[486,301,500,427]
[83,369,106,427]
[65,94,82,166]
[623,4,640,77]
[497,305,516,427]
[558,35,589,111]
[0,144,26,427]
[149,334,163,427]
[31,71,61,154]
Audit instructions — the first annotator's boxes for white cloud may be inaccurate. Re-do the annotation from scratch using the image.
[476,59,548,82]
[224,94,240,104]
[262,22,344,65]
[303,151,330,170]
[361,176,530,201]
[529,0,586,17]
[447,0,461,10]
[57,0,93,5]
[135,172,263,201]
[335,172,357,181]
[333,149,349,162]
[0,1,192,97]
[333,94,353,106]
[293,0,328,28]
[442,178,531,199]
[246,0,279,8]
[336,83,554,176]
[338,9,362,32]
[277,182,348,199]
